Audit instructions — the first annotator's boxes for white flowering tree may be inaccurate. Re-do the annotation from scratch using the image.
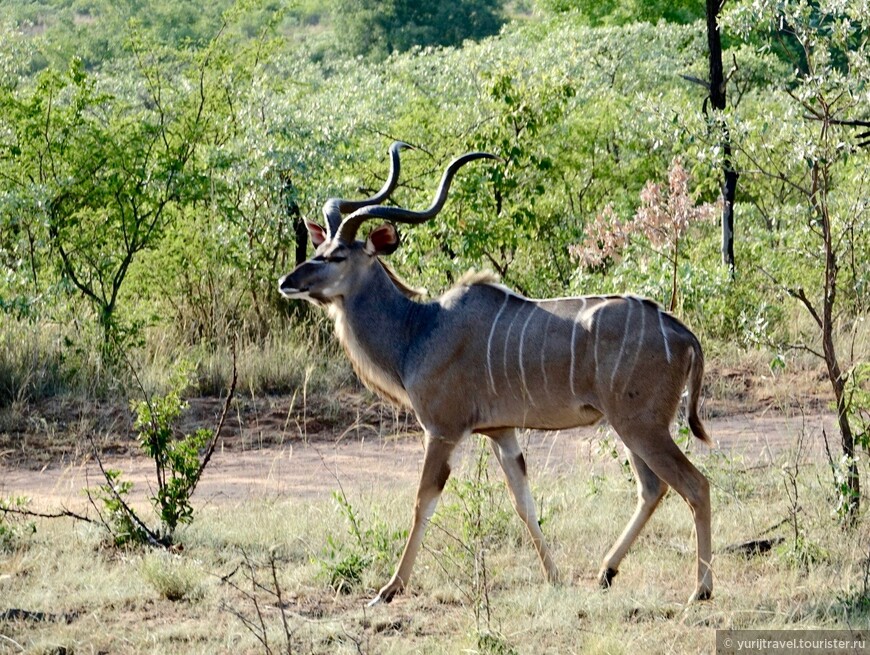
[725,0,870,525]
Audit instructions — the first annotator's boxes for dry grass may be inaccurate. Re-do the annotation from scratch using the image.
[2,436,869,655]
[1,307,868,653]
[0,313,353,408]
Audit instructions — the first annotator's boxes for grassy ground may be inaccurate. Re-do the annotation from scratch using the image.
[2,434,869,654]
[1,310,867,653]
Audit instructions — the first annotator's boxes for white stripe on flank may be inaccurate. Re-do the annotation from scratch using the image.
[610,298,634,391]
[593,301,602,378]
[621,298,647,394]
[502,306,523,396]
[518,305,537,405]
[569,298,588,396]
[657,308,672,363]
[486,293,510,395]
[539,310,554,396]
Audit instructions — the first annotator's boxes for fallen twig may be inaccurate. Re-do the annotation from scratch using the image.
[722,537,785,557]
[0,504,96,525]
[0,608,80,623]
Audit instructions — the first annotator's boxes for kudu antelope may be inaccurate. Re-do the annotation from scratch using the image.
[279,142,713,605]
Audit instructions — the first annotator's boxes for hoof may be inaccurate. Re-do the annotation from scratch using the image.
[689,587,713,602]
[544,564,561,585]
[370,578,403,606]
[598,567,618,589]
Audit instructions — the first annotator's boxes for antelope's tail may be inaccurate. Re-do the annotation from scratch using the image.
[687,336,712,447]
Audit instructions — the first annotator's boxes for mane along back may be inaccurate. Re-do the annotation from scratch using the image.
[455,269,501,288]
[379,260,427,301]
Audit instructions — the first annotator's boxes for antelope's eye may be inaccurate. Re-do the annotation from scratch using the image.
[312,253,346,264]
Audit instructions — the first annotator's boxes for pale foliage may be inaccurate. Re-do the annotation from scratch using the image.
[571,158,717,269]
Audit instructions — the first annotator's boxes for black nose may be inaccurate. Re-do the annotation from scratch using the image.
[278,274,297,293]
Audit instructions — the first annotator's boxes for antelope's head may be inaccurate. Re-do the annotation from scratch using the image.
[279,143,497,305]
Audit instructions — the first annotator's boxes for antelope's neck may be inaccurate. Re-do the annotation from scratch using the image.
[328,271,431,407]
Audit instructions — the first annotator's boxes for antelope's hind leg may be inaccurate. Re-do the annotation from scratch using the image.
[485,428,560,584]
[370,433,458,606]
[615,432,713,602]
[598,449,668,589]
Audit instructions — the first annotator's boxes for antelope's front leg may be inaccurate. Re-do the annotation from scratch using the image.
[485,428,560,584]
[369,433,457,606]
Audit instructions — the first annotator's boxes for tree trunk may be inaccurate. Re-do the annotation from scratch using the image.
[812,159,860,526]
[823,272,859,527]
[721,165,738,271]
[706,0,738,272]
[280,173,311,320]
[281,173,308,267]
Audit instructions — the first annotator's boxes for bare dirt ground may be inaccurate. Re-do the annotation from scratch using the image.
[0,374,837,513]
[0,365,855,655]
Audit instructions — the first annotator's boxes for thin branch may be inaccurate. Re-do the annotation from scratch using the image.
[239,548,272,655]
[83,469,113,535]
[802,116,870,129]
[787,286,823,330]
[679,74,710,90]
[733,142,812,197]
[780,341,825,360]
[758,509,804,536]
[0,504,97,525]
[269,554,294,651]
[725,53,739,86]
[114,336,166,493]
[191,341,238,492]
[87,434,167,549]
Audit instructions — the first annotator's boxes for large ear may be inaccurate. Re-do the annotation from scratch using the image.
[365,223,400,256]
[305,219,328,247]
